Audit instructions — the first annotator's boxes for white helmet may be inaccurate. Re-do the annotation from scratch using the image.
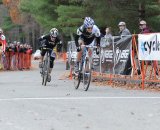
[50,28,58,37]
[83,17,95,28]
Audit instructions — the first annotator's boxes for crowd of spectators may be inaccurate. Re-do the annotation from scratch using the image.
[5,41,32,55]
[0,41,33,71]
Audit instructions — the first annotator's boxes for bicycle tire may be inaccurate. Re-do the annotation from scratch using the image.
[73,62,81,89]
[74,71,81,89]
[42,65,45,85]
[83,58,91,91]
[44,53,50,86]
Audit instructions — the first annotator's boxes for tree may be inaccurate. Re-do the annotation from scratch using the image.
[1,16,16,31]
[145,1,160,32]
[55,4,85,39]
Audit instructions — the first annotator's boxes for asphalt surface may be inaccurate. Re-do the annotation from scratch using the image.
[0,60,160,130]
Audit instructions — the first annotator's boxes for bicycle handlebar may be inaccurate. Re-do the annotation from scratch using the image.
[42,47,53,51]
[81,45,100,55]
[81,45,98,49]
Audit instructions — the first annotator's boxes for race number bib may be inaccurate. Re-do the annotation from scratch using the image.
[51,51,56,58]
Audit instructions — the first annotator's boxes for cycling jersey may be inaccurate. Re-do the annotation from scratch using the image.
[75,25,101,47]
[39,34,60,49]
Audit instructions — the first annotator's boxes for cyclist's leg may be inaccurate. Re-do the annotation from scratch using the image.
[39,48,46,68]
[47,50,56,82]
[49,51,56,72]
[75,38,85,72]
[85,38,95,71]
[77,40,84,62]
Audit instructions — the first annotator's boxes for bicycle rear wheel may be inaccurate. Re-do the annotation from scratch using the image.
[82,58,91,91]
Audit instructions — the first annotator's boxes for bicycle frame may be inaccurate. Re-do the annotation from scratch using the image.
[41,47,52,86]
[74,45,97,91]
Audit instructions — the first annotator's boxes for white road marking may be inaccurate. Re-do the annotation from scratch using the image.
[0,96,160,101]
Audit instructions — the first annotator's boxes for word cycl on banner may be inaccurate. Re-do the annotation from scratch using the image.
[138,33,160,60]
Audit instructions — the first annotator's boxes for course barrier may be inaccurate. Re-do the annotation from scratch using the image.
[0,51,32,71]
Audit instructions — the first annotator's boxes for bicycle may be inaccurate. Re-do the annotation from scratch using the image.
[73,45,99,91]
[40,47,54,86]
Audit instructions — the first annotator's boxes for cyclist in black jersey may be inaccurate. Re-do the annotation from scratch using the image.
[38,28,61,82]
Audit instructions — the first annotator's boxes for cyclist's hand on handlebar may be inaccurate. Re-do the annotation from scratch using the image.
[96,46,100,55]
[76,46,81,52]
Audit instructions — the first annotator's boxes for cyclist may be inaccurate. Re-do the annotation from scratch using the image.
[39,28,61,82]
[74,17,101,72]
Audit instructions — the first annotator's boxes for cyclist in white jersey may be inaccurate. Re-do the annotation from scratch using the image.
[74,17,101,72]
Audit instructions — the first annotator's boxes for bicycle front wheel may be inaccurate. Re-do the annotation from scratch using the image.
[82,58,91,91]
[73,71,81,89]
[73,62,81,89]
[44,55,50,86]
[42,67,45,85]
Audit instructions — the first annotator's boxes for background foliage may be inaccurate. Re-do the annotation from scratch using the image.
[1,0,160,50]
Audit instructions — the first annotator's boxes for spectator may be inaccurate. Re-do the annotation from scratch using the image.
[0,28,7,70]
[118,21,131,36]
[104,27,112,41]
[101,27,113,47]
[139,20,158,76]
[139,20,151,34]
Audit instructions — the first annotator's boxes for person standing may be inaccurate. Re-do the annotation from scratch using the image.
[139,20,158,76]
[118,21,131,36]
[139,20,151,34]
[0,28,7,70]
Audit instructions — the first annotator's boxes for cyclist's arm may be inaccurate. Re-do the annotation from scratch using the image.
[94,25,101,46]
[95,36,101,47]
[75,34,80,47]
[38,34,49,48]
[55,37,61,44]
[39,33,50,42]
[75,26,83,47]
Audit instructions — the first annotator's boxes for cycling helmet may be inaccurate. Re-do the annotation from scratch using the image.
[83,17,95,28]
[50,28,58,37]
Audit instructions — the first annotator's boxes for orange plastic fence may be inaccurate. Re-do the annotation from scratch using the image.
[92,34,160,90]
[1,51,32,70]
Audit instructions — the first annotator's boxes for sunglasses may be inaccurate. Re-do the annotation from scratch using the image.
[87,27,93,30]
[51,35,56,38]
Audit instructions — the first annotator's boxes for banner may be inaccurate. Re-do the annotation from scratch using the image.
[138,33,160,60]
[113,36,132,75]
[100,37,114,73]
[92,36,132,75]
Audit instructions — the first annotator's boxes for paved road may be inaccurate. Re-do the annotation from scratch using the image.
[0,60,160,130]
